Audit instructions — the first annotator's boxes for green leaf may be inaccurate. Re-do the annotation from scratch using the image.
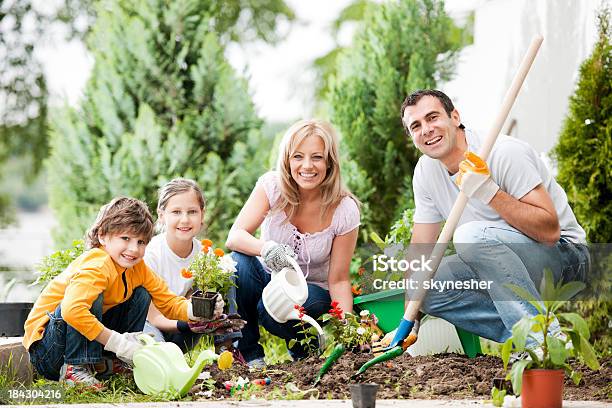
[579,336,600,370]
[540,268,556,301]
[505,284,544,313]
[554,281,586,302]
[568,368,582,385]
[508,359,531,395]
[559,313,590,339]
[501,338,513,369]
[511,316,533,351]
[491,386,506,407]
[288,339,297,349]
[547,335,569,366]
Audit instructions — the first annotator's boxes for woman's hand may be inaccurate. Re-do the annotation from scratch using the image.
[260,241,298,272]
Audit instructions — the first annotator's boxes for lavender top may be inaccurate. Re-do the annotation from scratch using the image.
[257,171,360,289]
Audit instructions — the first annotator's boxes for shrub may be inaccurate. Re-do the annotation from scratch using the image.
[553,6,612,356]
[327,0,464,237]
[46,0,268,247]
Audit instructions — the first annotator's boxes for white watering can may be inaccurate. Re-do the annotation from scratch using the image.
[262,255,326,351]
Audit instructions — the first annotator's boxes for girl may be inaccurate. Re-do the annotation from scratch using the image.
[143,178,242,353]
[226,119,361,368]
[23,197,221,389]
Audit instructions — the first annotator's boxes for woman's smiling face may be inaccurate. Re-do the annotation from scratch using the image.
[289,135,327,192]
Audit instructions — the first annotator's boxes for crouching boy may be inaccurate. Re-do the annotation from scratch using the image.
[22,197,223,389]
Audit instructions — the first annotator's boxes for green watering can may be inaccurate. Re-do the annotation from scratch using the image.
[133,334,218,397]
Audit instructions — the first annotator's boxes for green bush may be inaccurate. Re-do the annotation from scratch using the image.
[46,0,269,247]
[553,7,612,356]
[327,0,463,237]
[553,7,612,244]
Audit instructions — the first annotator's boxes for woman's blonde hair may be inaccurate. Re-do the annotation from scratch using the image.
[85,197,154,249]
[156,178,206,232]
[274,119,358,221]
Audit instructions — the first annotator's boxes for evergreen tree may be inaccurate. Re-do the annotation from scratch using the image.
[554,6,612,355]
[554,6,612,244]
[47,0,267,246]
[326,0,463,236]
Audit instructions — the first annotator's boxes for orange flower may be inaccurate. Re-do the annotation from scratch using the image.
[201,238,213,248]
[181,268,193,279]
[351,285,362,296]
[214,248,225,257]
[358,267,365,276]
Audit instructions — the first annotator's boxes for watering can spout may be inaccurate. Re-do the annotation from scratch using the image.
[301,314,327,350]
[185,350,218,390]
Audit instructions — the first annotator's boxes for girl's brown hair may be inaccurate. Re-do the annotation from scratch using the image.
[85,197,154,249]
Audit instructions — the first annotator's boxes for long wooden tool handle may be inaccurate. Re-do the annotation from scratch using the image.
[403,35,544,321]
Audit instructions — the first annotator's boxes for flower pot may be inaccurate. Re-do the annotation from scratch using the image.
[521,369,564,408]
[0,302,33,336]
[191,291,219,319]
[350,383,379,408]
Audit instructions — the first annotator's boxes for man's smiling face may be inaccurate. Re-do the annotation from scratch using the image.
[403,95,462,161]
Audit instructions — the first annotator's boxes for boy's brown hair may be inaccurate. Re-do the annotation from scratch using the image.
[85,197,154,249]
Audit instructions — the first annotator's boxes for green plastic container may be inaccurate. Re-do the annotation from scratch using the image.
[354,288,482,358]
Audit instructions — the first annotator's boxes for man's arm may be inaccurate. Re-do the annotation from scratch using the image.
[489,184,560,245]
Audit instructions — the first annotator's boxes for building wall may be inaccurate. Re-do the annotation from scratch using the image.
[443,0,600,155]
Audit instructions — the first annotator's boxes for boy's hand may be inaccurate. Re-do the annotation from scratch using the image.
[104,331,149,365]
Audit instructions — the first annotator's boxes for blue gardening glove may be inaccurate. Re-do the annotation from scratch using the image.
[388,318,415,349]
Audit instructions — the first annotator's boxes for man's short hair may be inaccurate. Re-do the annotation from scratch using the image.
[400,89,464,135]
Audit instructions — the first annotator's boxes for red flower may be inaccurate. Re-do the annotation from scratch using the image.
[328,300,343,320]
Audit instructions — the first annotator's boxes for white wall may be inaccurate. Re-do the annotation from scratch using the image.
[443,0,601,154]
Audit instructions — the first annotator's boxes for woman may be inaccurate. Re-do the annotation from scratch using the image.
[226,119,360,368]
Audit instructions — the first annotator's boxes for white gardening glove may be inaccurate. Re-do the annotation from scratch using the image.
[104,331,148,364]
[455,151,500,204]
[260,241,297,273]
[187,296,225,321]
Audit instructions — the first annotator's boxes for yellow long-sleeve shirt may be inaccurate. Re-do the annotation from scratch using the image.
[23,248,189,350]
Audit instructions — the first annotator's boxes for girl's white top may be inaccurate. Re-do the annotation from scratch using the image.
[144,234,202,296]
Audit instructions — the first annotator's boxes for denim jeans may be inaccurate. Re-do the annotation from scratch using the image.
[29,286,151,380]
[419,221,589,344]
[232,251,331,362]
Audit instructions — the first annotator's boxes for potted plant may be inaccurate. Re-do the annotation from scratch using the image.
[181,239,237,319]
[497,269,600,408]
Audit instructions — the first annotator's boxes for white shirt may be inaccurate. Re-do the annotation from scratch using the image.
[144,234,202,296]
[412,128,586,243]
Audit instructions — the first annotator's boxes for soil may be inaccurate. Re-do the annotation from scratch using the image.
[193,353,611,401]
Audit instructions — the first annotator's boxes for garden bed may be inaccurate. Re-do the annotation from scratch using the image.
[198,353,611,401]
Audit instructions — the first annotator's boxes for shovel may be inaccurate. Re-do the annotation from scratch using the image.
[352,35,544,377]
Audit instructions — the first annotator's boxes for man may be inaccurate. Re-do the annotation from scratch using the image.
[385,89,588,349]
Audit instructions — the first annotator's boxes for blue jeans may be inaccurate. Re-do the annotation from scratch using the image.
[232,252,331,361]
[29,286,151,380]
[420,221,589,344]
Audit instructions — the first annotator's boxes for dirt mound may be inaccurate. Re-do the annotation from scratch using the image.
[198,353,611,401]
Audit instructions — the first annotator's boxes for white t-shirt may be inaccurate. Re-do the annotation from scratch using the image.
[412,128,586,243]
[144,234,202,296]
